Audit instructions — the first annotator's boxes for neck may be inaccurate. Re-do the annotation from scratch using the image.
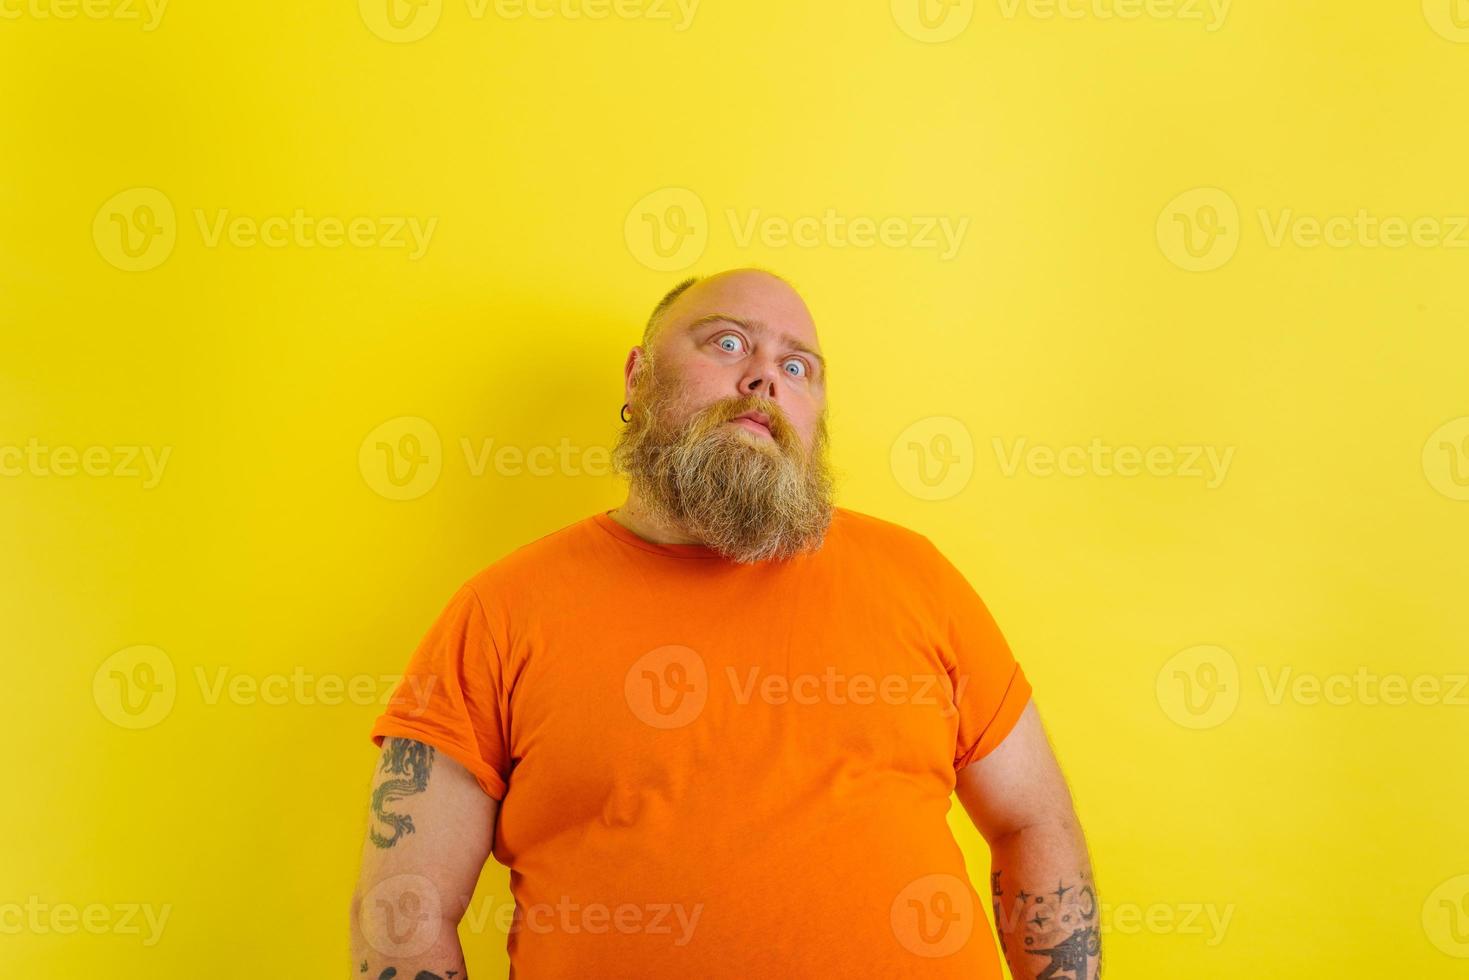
[607,485,703,546]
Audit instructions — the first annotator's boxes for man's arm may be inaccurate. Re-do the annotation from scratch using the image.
[349,737,499,979]
[955,699,1101,980]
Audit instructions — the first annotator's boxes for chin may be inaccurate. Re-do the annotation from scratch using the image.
[731,432,785,458]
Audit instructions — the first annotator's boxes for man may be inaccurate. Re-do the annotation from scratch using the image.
[349,268,1100,979]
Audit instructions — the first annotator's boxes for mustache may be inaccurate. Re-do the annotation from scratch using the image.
[687,394,799,452]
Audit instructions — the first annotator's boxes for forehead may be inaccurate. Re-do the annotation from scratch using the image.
[656,272,821,355]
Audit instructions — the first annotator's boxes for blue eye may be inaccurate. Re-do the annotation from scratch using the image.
[783,359,807,378]
[715,334,743,353]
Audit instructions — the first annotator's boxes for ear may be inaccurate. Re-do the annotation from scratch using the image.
[623,347,645,403]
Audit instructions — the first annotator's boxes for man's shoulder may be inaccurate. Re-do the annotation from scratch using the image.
[460,512,604,599]
[830,506,938,558]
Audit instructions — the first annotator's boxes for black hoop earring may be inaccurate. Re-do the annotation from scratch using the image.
[620,403,630,423]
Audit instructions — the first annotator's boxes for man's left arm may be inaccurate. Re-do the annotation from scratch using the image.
[955,698,1101,980]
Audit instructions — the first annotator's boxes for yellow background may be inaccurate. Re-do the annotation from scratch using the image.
[3,0,1467,975]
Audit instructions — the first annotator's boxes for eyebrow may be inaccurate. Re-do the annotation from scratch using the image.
[684,313,827,377]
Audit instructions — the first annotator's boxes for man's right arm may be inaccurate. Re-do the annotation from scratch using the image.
[349,736,500,979]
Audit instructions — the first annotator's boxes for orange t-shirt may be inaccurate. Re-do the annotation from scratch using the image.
[370,506,1032,978]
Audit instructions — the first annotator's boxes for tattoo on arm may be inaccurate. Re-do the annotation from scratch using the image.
[991,870,1007,957]
[369,738,436,849]
[361,966,459,979]
[994,871,1101,980]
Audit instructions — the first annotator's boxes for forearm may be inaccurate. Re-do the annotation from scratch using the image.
[350,737,497,979]
[349,895,468,980]
[987,818,1101,980]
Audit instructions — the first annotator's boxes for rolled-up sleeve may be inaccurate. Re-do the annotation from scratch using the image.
[369,582,511,800]
[919,537,1033,770]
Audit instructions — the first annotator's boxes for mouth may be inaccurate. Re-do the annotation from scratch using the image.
[727,411,773,438]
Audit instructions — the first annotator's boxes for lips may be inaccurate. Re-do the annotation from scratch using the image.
[729,411,773,436]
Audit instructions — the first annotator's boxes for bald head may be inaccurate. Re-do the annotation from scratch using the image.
[640,268,822,371]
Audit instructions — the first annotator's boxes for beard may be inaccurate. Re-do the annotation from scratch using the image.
[611,358,835,564]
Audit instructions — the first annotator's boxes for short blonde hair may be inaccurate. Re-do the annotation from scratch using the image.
[641,275,700,352]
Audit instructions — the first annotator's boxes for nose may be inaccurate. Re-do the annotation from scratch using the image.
[740,363,779,402]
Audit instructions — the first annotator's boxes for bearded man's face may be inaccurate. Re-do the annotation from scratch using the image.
[612,348,834,564]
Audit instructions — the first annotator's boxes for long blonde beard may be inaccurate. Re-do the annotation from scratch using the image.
[611,359,835,564]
